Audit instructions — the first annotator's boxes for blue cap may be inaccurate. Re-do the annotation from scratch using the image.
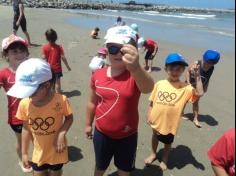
[165,53,188,66]
[130,23,139,32]
[203,50,220,64]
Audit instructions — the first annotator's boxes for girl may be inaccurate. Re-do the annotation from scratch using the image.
[0,34,31,172]
[42,28,71,93]
[7,58,74,176]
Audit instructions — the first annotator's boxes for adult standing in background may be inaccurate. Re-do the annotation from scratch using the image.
[12,0,32,45]
[114,16,126,26]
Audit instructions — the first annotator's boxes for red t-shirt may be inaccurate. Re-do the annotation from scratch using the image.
[0,68,22,125]
[145,39,157,53]
[90,68,141,139]
[208,128,235,176]
[42,43,64,73]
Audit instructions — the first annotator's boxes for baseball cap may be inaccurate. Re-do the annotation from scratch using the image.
[2,34,27,51]
[203,50,220,64]
[104,26,137,45]
[165,53,188,66]
[7,58,52,99]
[130,23,139,32]
[98,47,107,55]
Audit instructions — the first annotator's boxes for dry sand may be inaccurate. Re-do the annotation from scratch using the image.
[0,5,235,176]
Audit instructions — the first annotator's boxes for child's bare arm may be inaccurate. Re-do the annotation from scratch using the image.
[22,122,32,169]
[61,55,71,71]
[121,44,154,94]
[211,164,229,176]
[55,114,73,153]
[192,64,204,97]
[85,88,98,139]
[147,101,153,124]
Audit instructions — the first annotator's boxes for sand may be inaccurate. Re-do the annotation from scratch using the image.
[0,5,235,176]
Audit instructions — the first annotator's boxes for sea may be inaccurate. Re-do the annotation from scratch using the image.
[64,1,235,53]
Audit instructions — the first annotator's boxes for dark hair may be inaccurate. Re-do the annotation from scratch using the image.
[45,28,58,43]
[95,27,100,31]
[117,16,122,22]
[165,62,187,67]
[2,41,29,58]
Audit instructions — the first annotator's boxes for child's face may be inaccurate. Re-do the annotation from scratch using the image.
[7,48,28,68]
[98,53,106,59]
[30,82,51,102]
[203,60,216,68]
[107,43,126,70]
[165,65,185,81]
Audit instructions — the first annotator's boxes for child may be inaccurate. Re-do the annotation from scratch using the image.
[90,27,100,39]
[12,0,32,45]
[145,53,204,171]
[208,128,235,176]
[42,28,71,93]
[143,39,158,72]
[184,50,220,128]
[89,47,108,73]
[85,26,154,176]
[0,34,31,172]
[7,58,73,176]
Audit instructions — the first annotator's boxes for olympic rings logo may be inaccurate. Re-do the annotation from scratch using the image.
[29,117,55,131]
[158,91,177,102]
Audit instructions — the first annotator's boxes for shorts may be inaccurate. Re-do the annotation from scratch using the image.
[155,132,174,144]
[13,14,27,32]
[31,163,63,172]
[54,72,63,79]
[93,128,137,172]
[145,51,154,60]
[10,124,23,133]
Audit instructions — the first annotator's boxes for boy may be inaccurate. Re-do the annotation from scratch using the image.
[145,53,204,171]
[42,28,71,93]
[143,39,158,72]
[185,49,220,128]
[85,26,154,176]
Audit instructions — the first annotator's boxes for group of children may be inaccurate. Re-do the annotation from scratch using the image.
[0,23,234,176]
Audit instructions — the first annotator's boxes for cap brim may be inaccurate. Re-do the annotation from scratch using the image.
[7,83,38,99]
[105,37,130,45]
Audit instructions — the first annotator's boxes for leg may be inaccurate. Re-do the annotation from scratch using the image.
[15,132,22,159]
[148,60,153,72]
[48,170,62,176]
[33,171,49,176]
[145,59,149,70]
[55,78,61,94]
[24,31,32,45]
[160,144,171,171]
[193,99,202,128]
[145,131,159,165]
[117,169,130,176]
[94,168,105,176]
[21,17,32,45]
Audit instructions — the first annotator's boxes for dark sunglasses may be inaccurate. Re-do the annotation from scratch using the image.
[107,45,123,55]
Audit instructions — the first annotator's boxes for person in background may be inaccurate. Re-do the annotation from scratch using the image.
[143,39,158,72]
[89,47,108,73]
[41,28,71,93]
[12,0,32,45]
[0,34,32,173]
[91,27,100,39]
[114,16,126,26]
[184,49,220,128]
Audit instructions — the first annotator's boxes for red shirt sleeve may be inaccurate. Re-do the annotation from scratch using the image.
[208,128,235,174]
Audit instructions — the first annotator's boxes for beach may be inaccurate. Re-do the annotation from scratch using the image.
[0,5,235,176]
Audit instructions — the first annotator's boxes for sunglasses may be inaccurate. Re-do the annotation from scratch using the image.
[107,45,123,55]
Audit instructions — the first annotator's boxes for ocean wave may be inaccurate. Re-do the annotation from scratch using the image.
[182,13,216,18]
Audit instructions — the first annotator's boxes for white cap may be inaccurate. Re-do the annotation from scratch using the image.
[104,26,137,45]
[7,58,52,98]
